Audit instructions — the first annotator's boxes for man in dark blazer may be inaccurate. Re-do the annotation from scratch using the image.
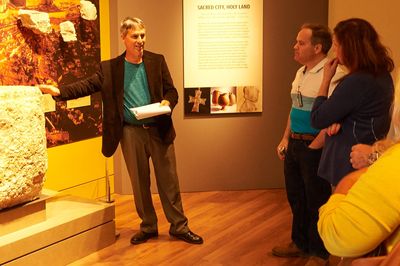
[40,17,203,245]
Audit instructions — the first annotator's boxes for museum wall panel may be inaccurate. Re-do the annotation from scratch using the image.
[43,0,113,199]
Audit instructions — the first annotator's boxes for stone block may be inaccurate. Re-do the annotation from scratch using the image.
[0,86,47,210]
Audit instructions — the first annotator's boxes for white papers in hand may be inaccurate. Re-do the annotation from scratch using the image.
[130,102,171,120]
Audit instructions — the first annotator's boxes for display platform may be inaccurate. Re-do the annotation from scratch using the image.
[0,190,116,266]
[0,189,56,237]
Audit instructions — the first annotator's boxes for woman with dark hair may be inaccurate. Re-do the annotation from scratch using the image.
[311,18,394,186]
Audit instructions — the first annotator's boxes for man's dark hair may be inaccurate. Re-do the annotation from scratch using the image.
[301,23,332,55]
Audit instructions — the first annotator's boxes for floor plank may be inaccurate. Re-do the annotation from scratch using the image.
[68,189,309,266]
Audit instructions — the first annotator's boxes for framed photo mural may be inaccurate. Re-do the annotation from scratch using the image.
[0,0,101,147]
[183,0,263,116]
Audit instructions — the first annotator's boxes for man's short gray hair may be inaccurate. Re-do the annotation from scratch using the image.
[120,17,145,38]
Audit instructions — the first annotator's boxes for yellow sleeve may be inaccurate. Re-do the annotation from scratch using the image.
[318,145,400,258]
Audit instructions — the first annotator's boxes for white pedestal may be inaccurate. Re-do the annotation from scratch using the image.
[0,190,116,266]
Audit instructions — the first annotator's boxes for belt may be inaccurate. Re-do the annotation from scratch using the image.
[290,132,316,141]
[124,122,156,129]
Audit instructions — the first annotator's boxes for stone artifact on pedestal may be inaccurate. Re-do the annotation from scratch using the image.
[0,86,47,210]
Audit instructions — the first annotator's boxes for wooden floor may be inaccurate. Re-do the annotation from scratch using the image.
[68,189,310,266]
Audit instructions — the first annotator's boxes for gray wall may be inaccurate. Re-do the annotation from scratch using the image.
[112,0,329,193]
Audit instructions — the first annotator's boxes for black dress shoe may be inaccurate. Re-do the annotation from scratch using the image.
[130,231,158,245]
[170,230,204,244]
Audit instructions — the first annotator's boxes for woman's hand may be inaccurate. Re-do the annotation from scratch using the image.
[323,58,339,83]
[318,58,339,97]
[326,123,341,136]
[350,144,373,169]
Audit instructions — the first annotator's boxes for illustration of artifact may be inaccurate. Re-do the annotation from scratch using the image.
[80,0,97,20]
[60,21,77,42]
[18,9,52,34]
[45,116,70,144]
[213,90,236,110]
[218,93,230,110]
[239,86,259,112]
[0,86,47,210]
[188,88,206,112]
[228,92,236,106]
[212,90,220,105]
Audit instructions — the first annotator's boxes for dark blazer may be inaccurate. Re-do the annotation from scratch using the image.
[311,71,393,185]
[57,50,179,157]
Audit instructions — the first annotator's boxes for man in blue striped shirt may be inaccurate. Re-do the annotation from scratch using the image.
[272,23,344,266]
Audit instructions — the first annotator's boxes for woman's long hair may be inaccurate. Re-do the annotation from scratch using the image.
[334,18,394,75]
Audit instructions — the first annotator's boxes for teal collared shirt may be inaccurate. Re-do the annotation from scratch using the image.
[123,60,155,125]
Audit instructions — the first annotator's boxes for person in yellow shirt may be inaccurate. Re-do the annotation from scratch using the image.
[318,149,400,257]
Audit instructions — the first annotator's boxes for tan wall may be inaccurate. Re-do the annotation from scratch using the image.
[329,0,400,76]
[111,0,329,192]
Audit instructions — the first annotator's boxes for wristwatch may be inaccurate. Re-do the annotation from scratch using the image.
[367,151,380,165]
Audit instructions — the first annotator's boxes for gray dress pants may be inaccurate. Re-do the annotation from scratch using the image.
[120,124,189,234]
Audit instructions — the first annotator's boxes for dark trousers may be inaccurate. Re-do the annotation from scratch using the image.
[284,138,331,259]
